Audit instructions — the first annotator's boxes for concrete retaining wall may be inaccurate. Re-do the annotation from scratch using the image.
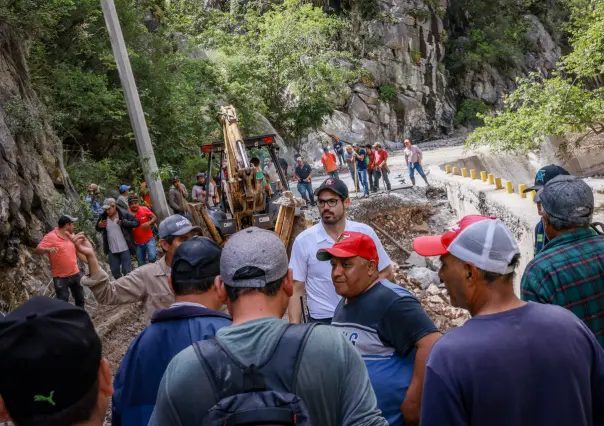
[430,169,539,295]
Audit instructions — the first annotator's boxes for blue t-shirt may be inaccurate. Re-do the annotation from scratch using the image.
[333,141,344,153]
[332,281,439,426]
[355,149,368,171]
[534,219,549,256]
[421,302,604,426]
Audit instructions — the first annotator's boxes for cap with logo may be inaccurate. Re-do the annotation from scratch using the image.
[171,237,222,284]
[221,227,288,288]
[316,231,379,263]
[58,215,78,227]
[102,197,116,210]
[314,177,349,200]
[0,297,101,421]
[127,195,139,204]
[158,215,202,239]
[538,175,593,226]
[119,184,131,194]
[413,215,520,275]
[524,164,570,194]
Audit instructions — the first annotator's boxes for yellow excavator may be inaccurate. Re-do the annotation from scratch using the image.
[187,105,302,248]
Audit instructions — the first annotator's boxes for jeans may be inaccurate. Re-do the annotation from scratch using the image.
[357,169,369,195]
[336,151,345,166]
[53,273,85,307]
[409,162,428,184]
[328,170,339,179]
[108,250,133,279]
[375,168,391,190]
[297,181,315,205]
[368,170,377,191]
[136,237,157,266]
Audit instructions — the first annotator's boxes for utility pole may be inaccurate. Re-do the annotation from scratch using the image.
[100,0,170,220]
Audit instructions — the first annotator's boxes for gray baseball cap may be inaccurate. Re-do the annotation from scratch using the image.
[102,198,116,210]
[220,227,289,288]
[158,215,202,239]
[538,175,593,225]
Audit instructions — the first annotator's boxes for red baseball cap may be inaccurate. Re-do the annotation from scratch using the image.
[413,215,496,256]
[316,231,379,263]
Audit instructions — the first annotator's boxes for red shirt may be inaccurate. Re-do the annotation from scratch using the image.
[367,151,376,170]
[321,153,338,173]
[375,149,389,167]
[130,206,154,245]
[38,229,79,278]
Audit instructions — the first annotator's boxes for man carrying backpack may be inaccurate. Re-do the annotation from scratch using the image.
[150,227,388,426]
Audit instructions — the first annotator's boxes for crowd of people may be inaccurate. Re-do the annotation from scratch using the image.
[2,150,603,426]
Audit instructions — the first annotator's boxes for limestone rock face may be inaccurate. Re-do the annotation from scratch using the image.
[0,24,76,310]
[314,3,562,149]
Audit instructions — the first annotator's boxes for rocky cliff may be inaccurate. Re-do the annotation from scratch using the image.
[0,23,76,311]
[312,0,562,156]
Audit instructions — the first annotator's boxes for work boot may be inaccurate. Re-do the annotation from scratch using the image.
[411,178,416,186]
[386,182,392,191]
[423,176,430,186]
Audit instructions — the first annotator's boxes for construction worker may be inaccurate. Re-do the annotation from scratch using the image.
[79,215,203,322]
[168,176,188,215]
[294,156,315,207]
[321,146,339,179]
[373,143,391,192]
[353,143,369,197]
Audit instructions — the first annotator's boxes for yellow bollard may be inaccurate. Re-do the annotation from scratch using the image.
[445,165,452,174]
[470,169,477,180]
[518,184,527,198]
[527,190,537,202]
[505,180,514,194]
[480,171,487,182]
[488,174,495,185]
[495,177,503,189]
[461,168,468,178]
[452,166,459,175]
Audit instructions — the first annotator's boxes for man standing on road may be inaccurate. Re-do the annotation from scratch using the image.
[117,184,131,210]
[330,134,345,166]
[96,198,139,279]
[404,139,428,186]
[373,143,391,192]
[110,238,231,426]
[0,297,114,426]
[149,227,388,426]
[366,144,378,192]
[81,215,203,322]
[353,143,370,197]
[168,176,188,215]
[521,175,604,347]
[321,146,339,179]
[35,215,86,307]
[320,232,441,426]
[294,156,315,207]
[413,215,604,426]
[289,178,394,324]
[128,196,157,266]
[522,165,570,256]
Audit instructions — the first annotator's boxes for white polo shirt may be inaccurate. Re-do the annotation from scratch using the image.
[289,219,392,319]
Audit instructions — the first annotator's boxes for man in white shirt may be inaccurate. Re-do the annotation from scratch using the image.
[263,158,281,194]
[288,178,394,324]
[403,139,429,186]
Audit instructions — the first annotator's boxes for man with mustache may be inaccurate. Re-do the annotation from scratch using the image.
[288,178,394,324]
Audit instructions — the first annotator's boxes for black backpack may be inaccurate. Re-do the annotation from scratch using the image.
[193,323,318,426]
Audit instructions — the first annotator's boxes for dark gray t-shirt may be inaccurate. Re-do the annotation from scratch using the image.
[149,317,388,426]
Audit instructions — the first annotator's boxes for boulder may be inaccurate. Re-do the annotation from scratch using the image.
[405,251,427,268]
[407,267,440,290]
[348,94,373,122]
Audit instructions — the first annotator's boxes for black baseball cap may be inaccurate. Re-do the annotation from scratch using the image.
[524,165,570,193]
[0,297,101,421]
[58,215,78,227]
[171,237,222,283]
[314,177,349,199]
[128,195,139,204]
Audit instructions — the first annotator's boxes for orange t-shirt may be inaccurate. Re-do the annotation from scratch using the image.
[130,206,154,245]
[322,153,338,173]
[38,228,79,278]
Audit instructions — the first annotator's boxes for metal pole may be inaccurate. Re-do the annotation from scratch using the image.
[100,0,170,220]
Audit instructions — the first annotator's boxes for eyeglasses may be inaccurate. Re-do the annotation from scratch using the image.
[318,199,339,207]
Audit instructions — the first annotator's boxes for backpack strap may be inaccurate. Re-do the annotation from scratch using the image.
[260,323,318,392]
[193,323,319,400]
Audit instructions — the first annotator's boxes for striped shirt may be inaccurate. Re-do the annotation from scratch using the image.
[521,227,604,347]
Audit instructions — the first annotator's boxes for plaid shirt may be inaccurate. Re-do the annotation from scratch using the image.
[521,228,604,347]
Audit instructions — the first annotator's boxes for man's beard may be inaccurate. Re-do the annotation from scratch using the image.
[322,210,344,225]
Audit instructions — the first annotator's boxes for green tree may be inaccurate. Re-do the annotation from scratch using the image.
[467,0,604,152]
